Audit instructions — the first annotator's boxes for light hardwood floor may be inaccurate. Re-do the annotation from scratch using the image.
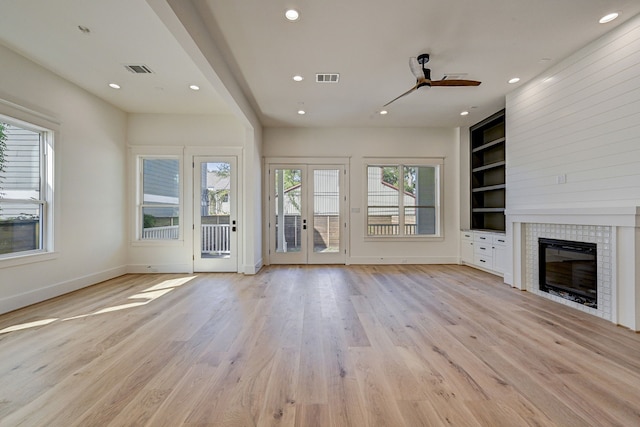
[1,265,640,426]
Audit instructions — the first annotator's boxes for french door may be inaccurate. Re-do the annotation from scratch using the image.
[193,156,238,272]
[268,163,346,264]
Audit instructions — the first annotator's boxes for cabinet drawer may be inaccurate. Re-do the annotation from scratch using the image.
[492,235,507,245]
[474,243,491,255]
[474,254,493,267]
[474,233,492,243]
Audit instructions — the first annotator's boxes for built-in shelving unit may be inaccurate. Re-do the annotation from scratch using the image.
[470,109,506,231]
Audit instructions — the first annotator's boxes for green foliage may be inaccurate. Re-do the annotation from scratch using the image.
[282,169,301,211]
[381,166,415,194]
[143,214,156,228]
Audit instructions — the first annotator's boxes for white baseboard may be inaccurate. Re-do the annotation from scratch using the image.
[243,258,263,275]
[127,264,192,274]
[0,265,127,315]
[503,272,514,287]
[347,256,459,265]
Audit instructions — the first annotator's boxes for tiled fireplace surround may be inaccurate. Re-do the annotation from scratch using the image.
[507,207,640,331]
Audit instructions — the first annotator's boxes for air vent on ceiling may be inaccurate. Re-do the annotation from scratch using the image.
[316,73,339,83]
[124,64,154,74]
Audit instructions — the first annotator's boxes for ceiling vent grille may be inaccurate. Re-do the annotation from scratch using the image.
[124,64,154,74]
[316,73,339,83]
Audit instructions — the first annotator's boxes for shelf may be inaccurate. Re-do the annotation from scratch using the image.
[471,137,505,153]
[472,184,506,193]
[469,109,506,232]
[472,161,505,173]
[472,208,505,213]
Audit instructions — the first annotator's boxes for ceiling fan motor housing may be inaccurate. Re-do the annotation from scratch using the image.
[417,67,431,88]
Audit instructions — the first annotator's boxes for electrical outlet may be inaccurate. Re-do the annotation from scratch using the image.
[556,174,567,184]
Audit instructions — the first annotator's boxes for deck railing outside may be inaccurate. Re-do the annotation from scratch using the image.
[201,224,230,254]
[142,224,230,254]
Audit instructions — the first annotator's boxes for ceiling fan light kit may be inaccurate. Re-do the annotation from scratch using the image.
[384,53,481,107]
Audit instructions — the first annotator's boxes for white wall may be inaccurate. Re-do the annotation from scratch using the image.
[264,127,460,264]
[505,14,640,325]
[506,13,640,210]
[127,113,258,273]
[0,44,127,314]
[149,0,265,274]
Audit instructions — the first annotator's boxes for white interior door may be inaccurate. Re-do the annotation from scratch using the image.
[268,163,346,264]
[193,156,237,272]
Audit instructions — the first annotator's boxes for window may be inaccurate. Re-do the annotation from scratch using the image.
[138,157,181,240]
[366,160,441,237]
[0,118,53,258]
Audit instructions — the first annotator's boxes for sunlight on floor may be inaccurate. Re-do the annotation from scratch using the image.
[0,275,198,334]
[0,318,58,334]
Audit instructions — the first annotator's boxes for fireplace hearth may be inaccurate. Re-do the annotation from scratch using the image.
[539,238,597,308]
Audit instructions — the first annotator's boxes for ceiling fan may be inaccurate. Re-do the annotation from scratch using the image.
[384,54,481,107]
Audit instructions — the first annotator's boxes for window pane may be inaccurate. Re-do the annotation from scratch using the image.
[142,207,179,240]
[0,124,41,201]
[404,166,437,235]
[140,158,180,240]
[0,203,42,255]
[143,159,179,205]
[367,166,400,236]
[367,206,399,235]
[0,121,46,257]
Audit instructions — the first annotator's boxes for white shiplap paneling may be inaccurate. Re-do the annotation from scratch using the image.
[506,14,640,209]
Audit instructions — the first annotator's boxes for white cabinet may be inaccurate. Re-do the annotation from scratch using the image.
[460,230,507,276]
[492,235,507,275]
[461,231,474,263]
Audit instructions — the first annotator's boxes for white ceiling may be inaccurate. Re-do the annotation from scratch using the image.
[1,0,639,128]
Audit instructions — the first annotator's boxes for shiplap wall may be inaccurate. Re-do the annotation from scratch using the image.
[506,13,640,209]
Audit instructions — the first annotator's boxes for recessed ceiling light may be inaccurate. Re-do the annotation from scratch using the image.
[508,77,521,84]
[108,83,121,89]
[379,110,388,115]
[297,110,306,115]
[292,75,304,82]
[599,13,619,24]
[285,9,300,21]
[460,111,469,116]
[189,85,200,91]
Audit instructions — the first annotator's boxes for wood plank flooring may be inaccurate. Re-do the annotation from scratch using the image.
[1,264,640,426]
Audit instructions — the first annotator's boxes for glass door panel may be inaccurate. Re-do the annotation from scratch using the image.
[270,166,307,264]
[308,166,344,264]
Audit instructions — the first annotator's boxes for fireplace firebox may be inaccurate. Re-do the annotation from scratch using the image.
[538,238,597,308]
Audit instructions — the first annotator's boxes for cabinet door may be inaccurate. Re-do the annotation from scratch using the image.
[461,239,474,263]
[492,244,507,274]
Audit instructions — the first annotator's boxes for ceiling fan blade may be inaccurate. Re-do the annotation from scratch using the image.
[431,79,481,87]
[409,57,423,80]
[383,84,419,107]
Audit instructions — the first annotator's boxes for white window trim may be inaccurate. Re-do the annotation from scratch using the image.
[364,157,444,241]
[129,146,184,246]
[0,105,57,267]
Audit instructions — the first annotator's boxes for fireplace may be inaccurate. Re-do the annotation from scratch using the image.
[538,238,597,308]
